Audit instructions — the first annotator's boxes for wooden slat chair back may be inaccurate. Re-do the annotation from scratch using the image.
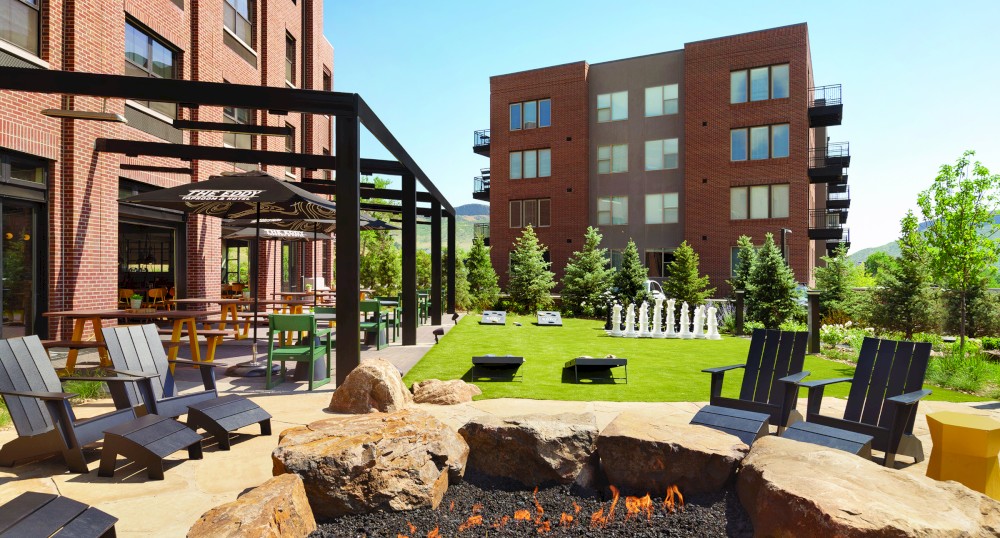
[0,335,138,473]
[359,299,387,350]
[800,337,932,467]
[102,324,217,418]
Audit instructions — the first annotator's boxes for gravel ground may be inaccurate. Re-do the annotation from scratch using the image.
[312,472,753,537]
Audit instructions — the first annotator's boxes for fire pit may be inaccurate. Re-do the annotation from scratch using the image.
[311,471,752,537]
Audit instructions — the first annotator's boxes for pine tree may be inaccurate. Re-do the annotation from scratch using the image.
[443,248,472,311]
[507,225,556,313]
[612,239,648,305]
[745,233,798,329]
[870,212,936,338]
[560,226,614,317]
[465,235,500,311]
[815,243,854,315]
[662,241,715,318]
[727,235,756,295]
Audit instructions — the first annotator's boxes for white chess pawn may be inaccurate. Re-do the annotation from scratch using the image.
[707,304,722,340]
[665,298,677,338]
[679,301,692,339]
[652,297,664,338]
[623,303,636,337]
[638,302,650,337]
[610,303,623,336]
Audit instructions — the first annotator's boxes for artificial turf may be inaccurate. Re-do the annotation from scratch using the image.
[402,314,987,403]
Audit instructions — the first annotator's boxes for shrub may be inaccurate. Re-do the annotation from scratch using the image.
[560,227,614,318]
[507,225,556,313]
[745,233,799,329]
[981,336,1000,350]
[612,239,648,306]
[662,241,715,320]
[466,235,501,312]
[820,323,851,347]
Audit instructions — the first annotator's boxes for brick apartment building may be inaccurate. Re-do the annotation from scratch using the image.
[472,23,849,296]
[0,0,334,339]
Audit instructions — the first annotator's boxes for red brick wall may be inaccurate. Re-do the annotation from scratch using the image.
[489,62,590,287]
[683,23,816,296]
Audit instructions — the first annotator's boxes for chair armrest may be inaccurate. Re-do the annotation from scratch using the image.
[886,389,931,406]
[777,371,810,384]
[802,377,853,419]
[109,369,159,379]
[315,328,331,337]
[702,364,744,374]
[168,358,215,370]
[167,359,217,393]
[0,389,75,400]
[798,377,852,388]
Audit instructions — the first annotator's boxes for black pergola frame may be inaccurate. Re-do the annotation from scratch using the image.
[0,66,457,385]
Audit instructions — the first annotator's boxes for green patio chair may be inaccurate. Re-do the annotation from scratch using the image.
[266,314,332,390]
[418,289,431,325]
[360,300,388,350]
[375,295,400,342]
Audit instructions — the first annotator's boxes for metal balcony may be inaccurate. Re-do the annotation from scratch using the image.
[472,168,490,201]
[808,209,845,241]
[472,129,490,157]
[828,180,848,194]
[827,186,850,210]
[826,228,851,255]
[809,142,850,183]
[808,84,843,127]
[474,222,490,246]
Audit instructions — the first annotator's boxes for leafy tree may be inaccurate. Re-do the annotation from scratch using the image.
[465,235,500,311]
[507,225,556,313]
[560,226,614,317]
[448,248,472,311]
[359,176,402,296]
[662,241,715,317]
[870,211,937,338]
[917,150,1000,351]
[415,250,432,290]
[745,233,799,328]
[863,251,897,277]
[943,278,1000,338]
[612,239,648,305]
[728,235,756,295]
[815,244,859,316]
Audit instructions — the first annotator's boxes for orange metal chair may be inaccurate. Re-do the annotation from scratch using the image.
[118,289,134,308]
[146,288,169,310]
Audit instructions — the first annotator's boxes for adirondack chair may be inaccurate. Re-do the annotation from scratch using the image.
[101,324,217,418]
[702,328,809,430]
[0,335,146,473]
[797,337,932,467]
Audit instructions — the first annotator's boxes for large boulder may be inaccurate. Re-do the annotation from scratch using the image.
[458,412,598,486]
[272,408,469,519]
[328,358,411,413]
[738,435,1000,537]
[187,474,316,538]
[597,411,748,495]
[412,379,482,405]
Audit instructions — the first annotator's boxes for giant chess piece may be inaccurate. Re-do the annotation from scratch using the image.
[638,302,651,337]
[665,298,678,338]
[610,303,623,337]
[652,297,664,338]
[679,301,692,339]
[707,304,722,340]
[693,305,706,339]
[623,303,637,337]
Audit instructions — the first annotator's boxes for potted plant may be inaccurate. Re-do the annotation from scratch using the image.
[305,283,313,293]
[130,293,143,309]
[242,287,251,299]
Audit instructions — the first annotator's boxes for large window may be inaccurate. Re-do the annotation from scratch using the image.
[597,91,627,122]
[645,193,679,224]
[0,0,39,55]
[645,250,675,278]
[285,123,295,177]
[223,0,252,45]
[509,198,550,229]
[730,184,789,220]
[606,250,623,270]
[597,196,628,225]
[731,64,790,103]
[222,105,252,149]
[645,84,678,117]
[285,33,295,85]
[598,144,627,174]
[509,149,551,180]
[510,99,551,130]
[644,139,678,170]
[125,21,177,118]
[731,124,789,161]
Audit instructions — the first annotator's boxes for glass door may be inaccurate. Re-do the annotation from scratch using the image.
[1,202,38,338]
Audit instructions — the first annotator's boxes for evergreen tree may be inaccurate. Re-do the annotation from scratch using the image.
[745,233,798,329]
[451,249,472,311]
[727,235,756,295]
[360,226,401,296]
[560,226,614,317]
[415,250,432,290]
[662,241,715,318]
[507,225,556,313]
[612,239,648,305]
[465,235,500,311]
[815,244,854,315]
[870,212,936,338]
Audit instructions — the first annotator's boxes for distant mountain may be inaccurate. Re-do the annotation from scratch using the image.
[849,217,1000,266]
[391,214,489,252]
[455,203,489,216]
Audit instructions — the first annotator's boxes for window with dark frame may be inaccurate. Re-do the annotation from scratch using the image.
[285,33,295,85]
[509,98,551,130]
[598,144,628,174]
[597,196,628,225]
[285,123,295,177]
[124,21,178,119]
[730,124,789,161]
[731,64,790,104]
[223,0,252,46]
[730,184,790,220]
[0,0,40,55]
[645,250,675,278]
[509,198,551,229]
[597,91,627,122]
[508,149,551,179]
[2,152,47,187]
[222,105,252,150]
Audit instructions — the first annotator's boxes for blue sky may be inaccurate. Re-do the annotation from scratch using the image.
[324,0,1000,252]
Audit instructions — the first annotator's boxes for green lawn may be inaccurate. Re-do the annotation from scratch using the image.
[403,315,988,403]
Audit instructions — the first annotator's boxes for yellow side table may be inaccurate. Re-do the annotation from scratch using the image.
[926,411,1000,500]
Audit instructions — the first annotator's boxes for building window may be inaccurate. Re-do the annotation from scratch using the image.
[222,105,252,150]
[322,148,331,180]
[645,193,679,224]
[598,144,627,174]
[509,149,551,180]
[510,99,551,130]
[731,129,748,161]
[285,123,295,177]
[771,124,789,158]
[750,126,769,160]
[224,0,252,45]
[285,33,295,85]
[606,250,623,270]
[597,196,628,225]
[509,198,550,228]
[125,21,178,118]
[645,84,678,117]
[645,249,675,278]
[730,184,789,220]
[644,139,679,170]
[731,124,789,161]
[597,91,627,122]
[0,0,39,55]
[731,64,790,103]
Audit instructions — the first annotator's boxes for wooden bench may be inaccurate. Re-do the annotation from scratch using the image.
[0,491,117,538]
[690,405,771,445]
[40,340,106,350]
[186,394,272,450]
[98,414,203,480]
[471,354,524,382]
[563,357,628,384]
[782,421,874,459]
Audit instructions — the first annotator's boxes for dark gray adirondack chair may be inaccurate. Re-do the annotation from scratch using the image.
[798,337,932,467]
[0,335,144,473]
[102,324,217,418]
[702,328,809,430]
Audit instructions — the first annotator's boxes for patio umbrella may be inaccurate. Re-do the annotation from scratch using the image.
[122,170,338,365]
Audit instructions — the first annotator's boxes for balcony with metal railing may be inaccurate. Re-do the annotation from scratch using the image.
[809,142,850,183]
[827,227,851,255]
[808,84,843,127]
[808,209,845,241]
[472,168,490,201]
[474,222,490,246]
[472,129,490,157]
[827,185,850,210]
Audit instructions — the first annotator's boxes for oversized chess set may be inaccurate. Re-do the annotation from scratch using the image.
[606,297,722,340]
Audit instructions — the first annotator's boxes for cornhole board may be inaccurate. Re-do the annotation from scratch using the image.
[536,311,563,326]
[471,354,524,381]
[563,357,628,383]
[479,311,507,325]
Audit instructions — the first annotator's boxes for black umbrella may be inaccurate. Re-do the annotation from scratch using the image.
[223,227,333,241]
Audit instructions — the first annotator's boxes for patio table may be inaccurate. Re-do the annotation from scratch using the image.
[171,298,252,339]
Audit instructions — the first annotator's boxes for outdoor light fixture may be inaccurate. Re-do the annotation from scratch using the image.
[433,327,444,344]
[41,98,127,123]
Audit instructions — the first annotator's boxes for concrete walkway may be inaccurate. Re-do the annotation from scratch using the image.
[1,317,998,536]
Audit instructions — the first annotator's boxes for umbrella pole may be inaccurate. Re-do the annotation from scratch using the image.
[314,228,318,308]
[252,202,261,363]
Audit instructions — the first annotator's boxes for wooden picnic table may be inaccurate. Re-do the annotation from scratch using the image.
[43,308,221,373]
[171,298,251,339]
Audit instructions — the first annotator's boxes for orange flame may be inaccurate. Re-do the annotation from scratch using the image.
[663,485,685,513]
[625,493,653,522]
[426,527,440,538]
[533,486,544,516]
[536,520,552,533]
[397,535,408,538]
[407,522,417,535]
[606,485,620,524]
[514,509,532,521]
[589,507,604,528]
[492,515,510,529]
[449,501,455,512]
[457,515,483,532]
[559,512,574,526]
[573,501,581,514]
